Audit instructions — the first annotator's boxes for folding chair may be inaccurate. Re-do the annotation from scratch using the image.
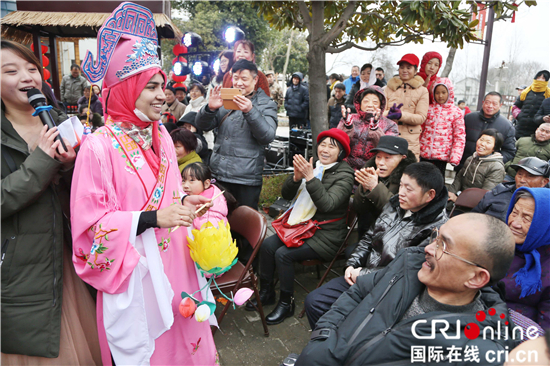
[295,199,358,318]
[449,188,488,217]
[210,206,270,336]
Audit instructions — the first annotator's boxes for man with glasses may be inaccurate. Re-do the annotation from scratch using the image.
[296,213,517,366]
[458,91,516,171]
[305,162,448,329]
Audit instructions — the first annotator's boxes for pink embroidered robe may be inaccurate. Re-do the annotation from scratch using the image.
[71,122,217,365]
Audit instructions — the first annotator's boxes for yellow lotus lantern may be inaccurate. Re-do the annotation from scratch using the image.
[187,221,238,276]
[182,220,252,322]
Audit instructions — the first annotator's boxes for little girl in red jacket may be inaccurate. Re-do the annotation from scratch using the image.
[419,78,466,176]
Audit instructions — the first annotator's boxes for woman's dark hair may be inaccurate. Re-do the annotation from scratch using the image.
[535,70,550,82]
[189,83,206,97]
[216,49,234,84]
[42,81,61,109]
[361,63,373,73]
[181,162,238,215]
[318,136,345,162]
[479,128,504,153]
[358,89,382,106]
[170,128,198,152]
[329,73,342,81]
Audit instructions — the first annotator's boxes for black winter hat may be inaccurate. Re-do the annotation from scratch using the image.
[370,136,408,156]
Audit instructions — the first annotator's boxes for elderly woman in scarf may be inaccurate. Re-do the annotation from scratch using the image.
[515,70,550,139]
[246,129,354,325]
[70,3,216,365]
[502,187,550,329]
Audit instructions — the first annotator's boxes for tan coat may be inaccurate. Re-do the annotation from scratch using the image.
[384,75,429,158]
[161,99,186,121]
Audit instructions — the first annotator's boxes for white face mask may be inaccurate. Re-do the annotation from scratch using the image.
[133,108,154,122]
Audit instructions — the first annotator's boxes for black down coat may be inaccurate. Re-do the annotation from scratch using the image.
[515,90,548,139]
[297,247,518,366]
[471,181,517,223]
[535,97,550,126]
[284,72,309,119]
[347,185,448,275]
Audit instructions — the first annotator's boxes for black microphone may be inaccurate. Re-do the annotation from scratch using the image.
[27,88,67,151]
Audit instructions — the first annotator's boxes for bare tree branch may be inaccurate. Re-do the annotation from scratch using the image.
[319,1,358,46]
[296,1,312,33]
[327,35,422,54]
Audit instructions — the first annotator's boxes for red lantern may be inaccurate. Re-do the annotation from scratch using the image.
[30,44,48,54]
[172,74,187,83]
[42,55,50,68]
[43,68,51,80]
[172,55,187,65]
[172,44,187,56]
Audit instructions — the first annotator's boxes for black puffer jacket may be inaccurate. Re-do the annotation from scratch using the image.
[515,90,548,138]
[344,78,385,113]
[471,181,517,223]
[347,185,448,274]
[535,97,550,125]
[297,247,518,366]
[284,72,309,119]
[459,111,516,170]
[353,150,417,228]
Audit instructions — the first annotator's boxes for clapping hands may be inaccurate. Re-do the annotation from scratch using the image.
[355,167,379,192]
[293,155,314,182]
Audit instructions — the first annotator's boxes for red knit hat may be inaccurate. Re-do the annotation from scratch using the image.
[317,128,351,158]
[397,53,420,68]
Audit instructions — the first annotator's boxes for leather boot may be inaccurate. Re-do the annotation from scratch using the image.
[245,281,276,311]
[266,291,295,325]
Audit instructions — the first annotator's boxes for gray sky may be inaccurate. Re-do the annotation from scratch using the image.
[326,1,549,77]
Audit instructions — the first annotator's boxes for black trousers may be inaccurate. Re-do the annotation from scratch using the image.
[259,234,321,294]
[289,117,307,129]
[304,276,350,329]
[420,157,448,177]
[217,180,262,210]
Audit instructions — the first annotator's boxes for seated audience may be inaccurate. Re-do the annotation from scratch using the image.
[458,100,471,116]
[327,83,346,128]
[174,84,188,105]
[177,112,210,163]
[472,157,550,222]
[459,91,516,170]
[338,86,398,171]
[77,85,103,116]
[515,70,550,139]
[448,129,505,203]
[161,85,186,122]
[353,135,417,237]
[246,129,354,325]
[505,123,550,179]
[383,53,429,160]
[503,187,550,329]
[305,162,448,329]
[345,63,384,113]
[420,77,466,176]
[170,128,202,173]
[297,213,517,366]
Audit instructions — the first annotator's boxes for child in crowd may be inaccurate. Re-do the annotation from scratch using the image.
[419,78,465,176]
[181,162,238,230]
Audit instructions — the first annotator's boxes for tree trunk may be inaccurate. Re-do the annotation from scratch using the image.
[282,29,294,79]
[440,47,457,78]
[308,1,328,155]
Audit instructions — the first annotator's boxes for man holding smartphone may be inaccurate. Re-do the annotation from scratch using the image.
[196,59,278,210]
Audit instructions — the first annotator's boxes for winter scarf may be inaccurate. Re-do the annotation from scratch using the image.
[418,51,443,104]
[103,68,166,175]
[506,187,550,298]
[520,80,550,101]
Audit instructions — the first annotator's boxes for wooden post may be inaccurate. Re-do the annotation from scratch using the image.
[74,40,80,65]
[32,32,43,69]
[49,34,61,100]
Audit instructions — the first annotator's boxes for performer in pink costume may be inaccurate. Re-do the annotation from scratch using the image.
[71,3,217,365]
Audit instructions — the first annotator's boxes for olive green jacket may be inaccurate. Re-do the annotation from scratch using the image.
[1,108,71,357]
[505,135,550,178]
[281,161,354,261]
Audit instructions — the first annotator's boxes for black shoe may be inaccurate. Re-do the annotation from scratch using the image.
[266,297,295,325]
[245,287,276,311]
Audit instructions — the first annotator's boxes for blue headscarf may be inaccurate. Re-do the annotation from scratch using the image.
[506,187,550,298]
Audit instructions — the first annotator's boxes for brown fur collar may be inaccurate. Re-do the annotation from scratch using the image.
[386,75,425,91]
